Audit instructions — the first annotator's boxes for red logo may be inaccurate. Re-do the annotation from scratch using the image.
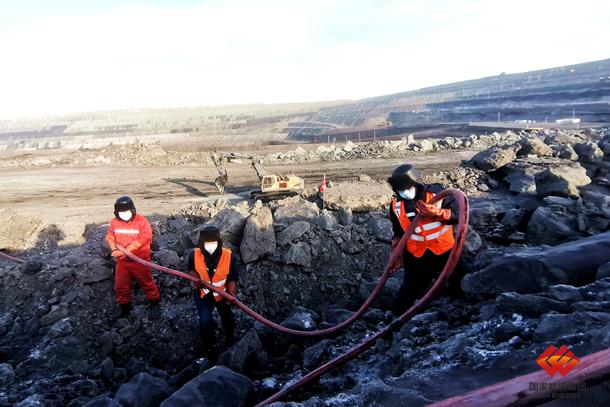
[536,345,580,377]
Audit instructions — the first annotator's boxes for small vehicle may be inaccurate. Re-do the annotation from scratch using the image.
[249,162,305,202]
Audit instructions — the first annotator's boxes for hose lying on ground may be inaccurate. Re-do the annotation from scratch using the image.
[255,188,469,405]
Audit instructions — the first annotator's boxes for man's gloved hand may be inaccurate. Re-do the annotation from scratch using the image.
[389,258,402,275]
[192,280,204,290]
[125,241,142,253]
[225,281,237,303]
[111,250,125,259]
[416,200,451,221]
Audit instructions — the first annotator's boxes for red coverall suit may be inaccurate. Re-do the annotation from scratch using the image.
[105,214,160,305]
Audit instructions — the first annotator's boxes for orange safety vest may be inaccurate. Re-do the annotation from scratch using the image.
[193,247,232,301]
[391,191,455,258]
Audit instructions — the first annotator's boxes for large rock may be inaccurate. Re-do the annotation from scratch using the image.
[314,211,337,231]
[367,218,393,243]
[471,145,518,171]
[160,366,253,407]
[597,262,610,280]
[273,196,319,226]
[276,221,310,246]
[283,242,311,267]
[463,231,610,297]
[495,292,571,317]
[303,339,335,370]
[220,329,265,374]
[534,163,591,198]
[240,206,276,263]
[526,206,576,245]
[534,311,610,341]
[76,266,113,284]
[115,372,171,407]
[323,180,393,212]
[201,209,247,245]
[518,137,553,157]
[0,363,15,386]
[152,249,180,268]
[574,142,604,163]
[0,208,43,250]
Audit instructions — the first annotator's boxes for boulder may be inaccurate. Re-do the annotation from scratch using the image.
[534,164,591,198]
[463,229,483,255]
[471,145,518,171]
[160,366,253,407]
[573,142,604,163]
[283,242,311,267]
[220,329,265,374]
[201,209,247,245]
[240,206,276,263]
[546,284,584,303]
[115,372,171,407]
[526,206,576,245]
[152,249,180,268]
[273,197,319,226]
[76,266,113,284]
[303,339,335,370]
[463,231,610,297]
[314,211,337,231]
[337,207,353,226]
[0,363,15,386]
[550,143,579,161]
[367,218,393,243]
[276,221,311,246]
[495,292,571,317]
[280,311,318,332]
[0,208,43,251]
[534,311,610,342]
[598,262,610,280]
[518,137,553,157]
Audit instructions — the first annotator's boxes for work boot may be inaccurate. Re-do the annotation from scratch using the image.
[149,301,161,320]
[112,303,132,320]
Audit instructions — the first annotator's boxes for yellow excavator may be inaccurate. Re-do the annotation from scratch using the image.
[249,161,305,202]
[211,152,304,201]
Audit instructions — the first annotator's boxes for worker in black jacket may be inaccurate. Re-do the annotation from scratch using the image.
[188,225,239,358]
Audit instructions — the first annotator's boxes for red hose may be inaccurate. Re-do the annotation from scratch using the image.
[255,189,469,405]
[0,251,25,264]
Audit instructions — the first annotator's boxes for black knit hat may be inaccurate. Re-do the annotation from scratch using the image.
[198,224,221,247]
[114,196,136,219]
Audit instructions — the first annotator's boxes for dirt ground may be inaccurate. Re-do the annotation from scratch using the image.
[0,149,476,244]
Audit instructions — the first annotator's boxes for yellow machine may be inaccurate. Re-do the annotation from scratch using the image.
[250,162,305,201]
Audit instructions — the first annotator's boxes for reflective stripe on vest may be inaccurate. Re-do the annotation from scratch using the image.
[193,247,232,301]
[114,229,139,234]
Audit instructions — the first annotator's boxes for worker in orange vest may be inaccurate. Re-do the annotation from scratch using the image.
[188,224,239,358]
[105,196,161,320]
[387,164,466,313]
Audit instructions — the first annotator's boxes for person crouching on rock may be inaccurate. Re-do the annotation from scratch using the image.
[188,225,239,359]
[387,164,467,314]
[105,196,161,320]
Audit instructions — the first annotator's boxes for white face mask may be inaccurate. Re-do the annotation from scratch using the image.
[398,187,416,200]
[204,241,218,254]
[118,211,133,221]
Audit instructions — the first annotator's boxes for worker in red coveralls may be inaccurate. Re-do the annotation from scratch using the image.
[318,175,327,210]
[105,196,161,320]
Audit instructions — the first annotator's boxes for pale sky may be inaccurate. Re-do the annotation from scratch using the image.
[1,0,609,116]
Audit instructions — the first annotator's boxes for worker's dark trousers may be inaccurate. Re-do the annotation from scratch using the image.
[394,250,469,314]
[194,291,235,355]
